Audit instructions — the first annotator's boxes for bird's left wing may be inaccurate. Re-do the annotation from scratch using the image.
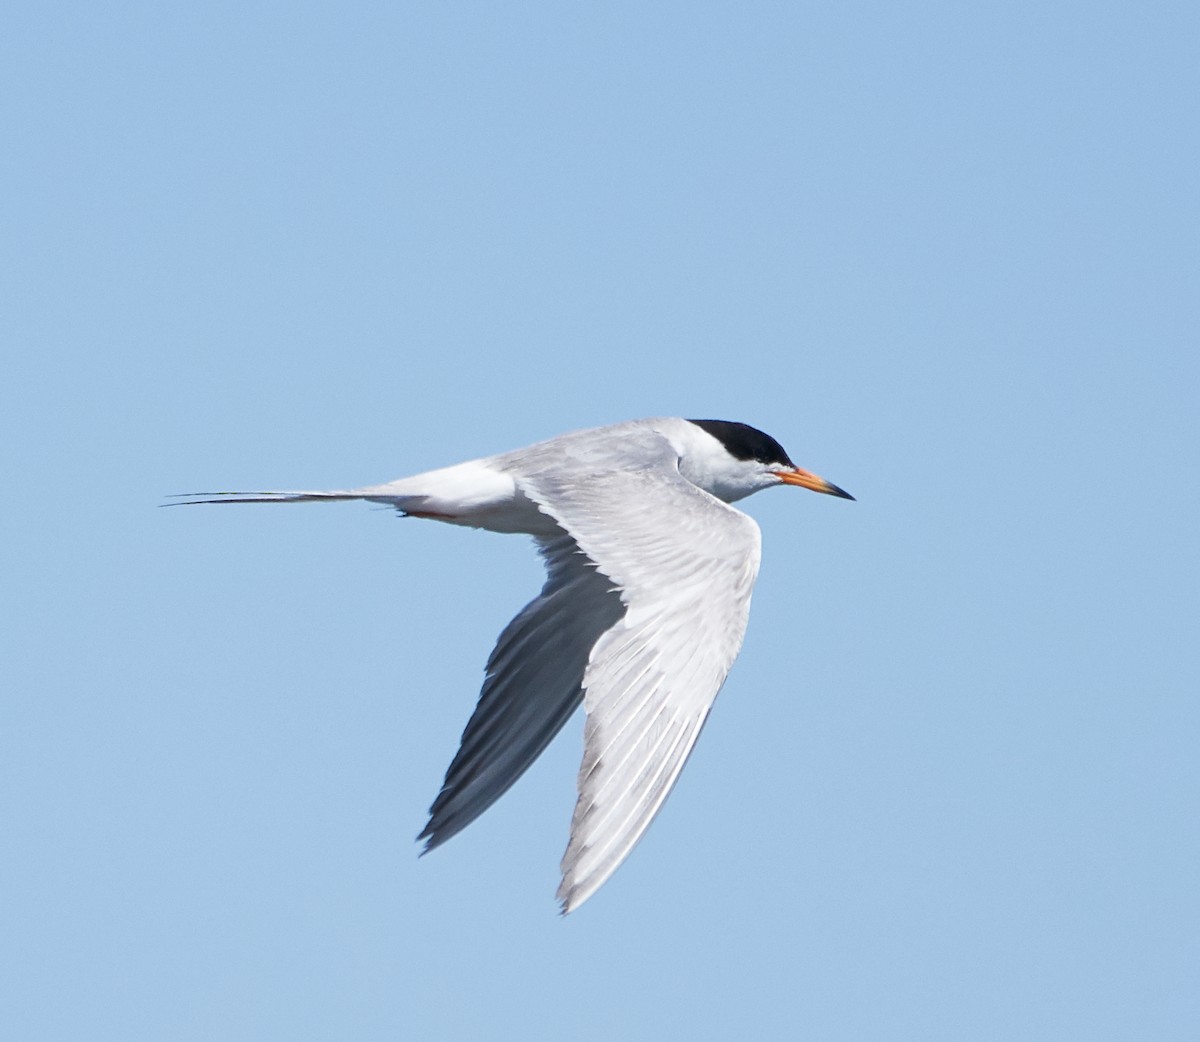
[521,459,762,913]
[418,531,625,851]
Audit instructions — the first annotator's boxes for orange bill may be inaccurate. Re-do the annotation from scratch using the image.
[777,467,855,500]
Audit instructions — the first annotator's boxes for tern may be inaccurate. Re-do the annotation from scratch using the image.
[175,417,853,912]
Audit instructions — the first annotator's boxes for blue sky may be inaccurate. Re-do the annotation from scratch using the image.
[4,2,1198,1038]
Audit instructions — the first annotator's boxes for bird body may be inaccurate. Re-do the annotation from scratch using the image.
[176,417,852,912]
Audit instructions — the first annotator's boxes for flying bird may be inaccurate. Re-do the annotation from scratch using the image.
[175,417,853,912]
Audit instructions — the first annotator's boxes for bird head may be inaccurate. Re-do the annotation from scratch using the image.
[682,419,855,504]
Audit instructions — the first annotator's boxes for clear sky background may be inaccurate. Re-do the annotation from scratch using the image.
[4,2,1197,1039]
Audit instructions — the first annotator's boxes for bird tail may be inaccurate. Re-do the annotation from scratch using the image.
[165,460,514,524]
[162,490,372,507]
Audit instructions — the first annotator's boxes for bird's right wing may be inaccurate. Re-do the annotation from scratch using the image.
[418,532,625,850]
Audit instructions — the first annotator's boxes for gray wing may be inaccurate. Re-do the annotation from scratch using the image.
[419,533,625,850]
[521,456,762,913]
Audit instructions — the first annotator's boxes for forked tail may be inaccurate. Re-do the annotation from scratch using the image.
[165,459,518,527]
[163,490,369,506]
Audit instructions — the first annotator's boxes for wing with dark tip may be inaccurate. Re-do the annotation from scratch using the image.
[418,533,626,850]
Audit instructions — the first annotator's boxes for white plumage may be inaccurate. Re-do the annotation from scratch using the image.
[174,417,852,913]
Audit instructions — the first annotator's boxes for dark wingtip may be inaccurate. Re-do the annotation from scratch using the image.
[417,818,452,856]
